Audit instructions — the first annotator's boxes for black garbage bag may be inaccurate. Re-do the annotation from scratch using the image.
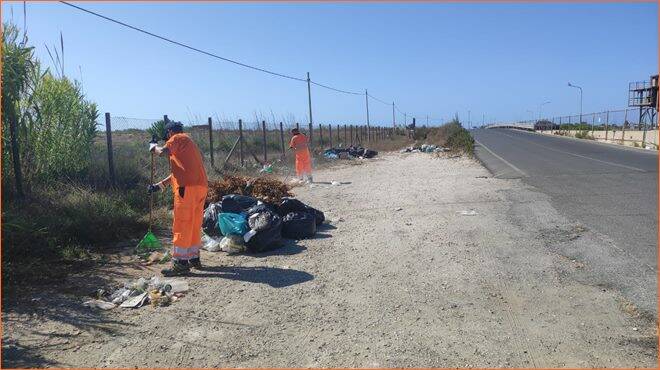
[282,211,317,239]
[309,207,325,226]
[245,212,283,253]
[278,197,308,216]
[363,149,378,158]
[221,194,257,213]
[202,203,223,237]
[247,203,279,216]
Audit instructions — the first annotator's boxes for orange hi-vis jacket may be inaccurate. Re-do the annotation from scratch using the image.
[289,133,312,177]
[164,133,208,260]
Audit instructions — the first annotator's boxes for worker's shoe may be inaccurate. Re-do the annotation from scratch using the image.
[189,257,202,270]
[161,260,190,277]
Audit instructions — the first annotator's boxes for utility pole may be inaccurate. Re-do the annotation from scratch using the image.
[426,115,429,126]
[365,89,371,143]
[404,113,407,126]
[392,102,396,128]
[307,72,314,149]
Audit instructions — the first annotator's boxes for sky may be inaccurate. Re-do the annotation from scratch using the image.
[1,1,658,127]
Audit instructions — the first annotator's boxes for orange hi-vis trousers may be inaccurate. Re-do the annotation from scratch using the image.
[171,185,207,261]
[295,149,312,177]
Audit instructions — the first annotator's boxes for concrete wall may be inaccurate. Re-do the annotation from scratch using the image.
[539,129,659,149]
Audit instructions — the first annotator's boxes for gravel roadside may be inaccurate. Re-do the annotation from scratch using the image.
[3,152,656,368]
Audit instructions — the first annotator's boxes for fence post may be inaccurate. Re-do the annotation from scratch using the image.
[591,114,595,134]
[605,111,609,141]
[344,124,347,146]
[308,121,314,153]
[238,119,244,166]
[329,124,333,148]
[8,109,24,198]
[208,117,214,167]
[105,112,116,187]
[350,125,353,146]
[280,122,286,158]
[262,120,267,163]
[621,109,628,145]
[319,123,324,149]
[296,122,300,131]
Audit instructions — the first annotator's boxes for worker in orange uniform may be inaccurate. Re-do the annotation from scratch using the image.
[148,121,208,276]
[289,128,313,183]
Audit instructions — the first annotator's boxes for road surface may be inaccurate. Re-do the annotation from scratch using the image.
[472,128,658,316]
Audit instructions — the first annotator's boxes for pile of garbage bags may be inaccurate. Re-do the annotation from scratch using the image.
[401,144,449,153]
[323,146,378,160]
[202,194,325,254]
[83,276,189,310]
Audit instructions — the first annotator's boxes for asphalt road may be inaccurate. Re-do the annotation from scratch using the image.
[472,128,658,316]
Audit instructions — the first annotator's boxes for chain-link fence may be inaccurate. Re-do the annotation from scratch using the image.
[99,113,398,188]
[512,107,658,148]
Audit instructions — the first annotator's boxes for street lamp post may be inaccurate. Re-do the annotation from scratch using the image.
[568,82,583,127]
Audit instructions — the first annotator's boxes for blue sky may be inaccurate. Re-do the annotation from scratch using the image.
[2,2,658,127]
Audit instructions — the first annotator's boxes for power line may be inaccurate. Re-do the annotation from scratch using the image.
[366,92,390,106]
[309,80,362,95]
[60,1,441,123]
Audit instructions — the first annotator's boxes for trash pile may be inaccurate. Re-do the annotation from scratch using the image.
[401,144,449,153]
[83,276,189,310]
[323,146,378,160]
[202,195,325,253]
[207,174,292,204]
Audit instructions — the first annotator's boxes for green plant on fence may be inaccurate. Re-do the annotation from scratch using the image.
[148,119,167,141]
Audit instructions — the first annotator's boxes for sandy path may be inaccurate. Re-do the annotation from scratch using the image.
[3,153,656,367]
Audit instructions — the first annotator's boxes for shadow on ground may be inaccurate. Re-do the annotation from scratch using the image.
[190,265,313,287]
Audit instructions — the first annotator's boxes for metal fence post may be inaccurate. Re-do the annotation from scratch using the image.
[308,121,314,153]
[262,120,267,163]
[350,125,353,146]
[105,112,116,186]
[319,123,324,149]
[296,122,299,131]
[605,111,609,141]
[344,124,347,146]
[238,119,244,166]
[328,124,333,149]
[621,109,628,144]
[208,117,214,167]
[279,122,286,158]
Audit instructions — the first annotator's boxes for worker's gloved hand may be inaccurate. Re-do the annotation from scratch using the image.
[147,183,163,194]
[149,135,158,152]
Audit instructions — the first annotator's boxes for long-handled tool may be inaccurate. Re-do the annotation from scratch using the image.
[136,136,163,254]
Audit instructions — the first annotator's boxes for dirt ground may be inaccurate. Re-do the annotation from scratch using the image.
[3,152,657,368]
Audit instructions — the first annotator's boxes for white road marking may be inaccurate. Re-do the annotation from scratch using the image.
[474,138,528,177]
[497,130,647,173]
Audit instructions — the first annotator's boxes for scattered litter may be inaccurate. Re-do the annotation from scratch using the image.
[458,210,478,216]
[403,145,449,154]
[632,327,639,331]
[394,207,403,211]
[331,181,341,186]
[83,300,116,310]
[324,147,378,159]
[144,251,171,265]
[120,292,149,308]
[259,164,274,174]
[85,276,189,310]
